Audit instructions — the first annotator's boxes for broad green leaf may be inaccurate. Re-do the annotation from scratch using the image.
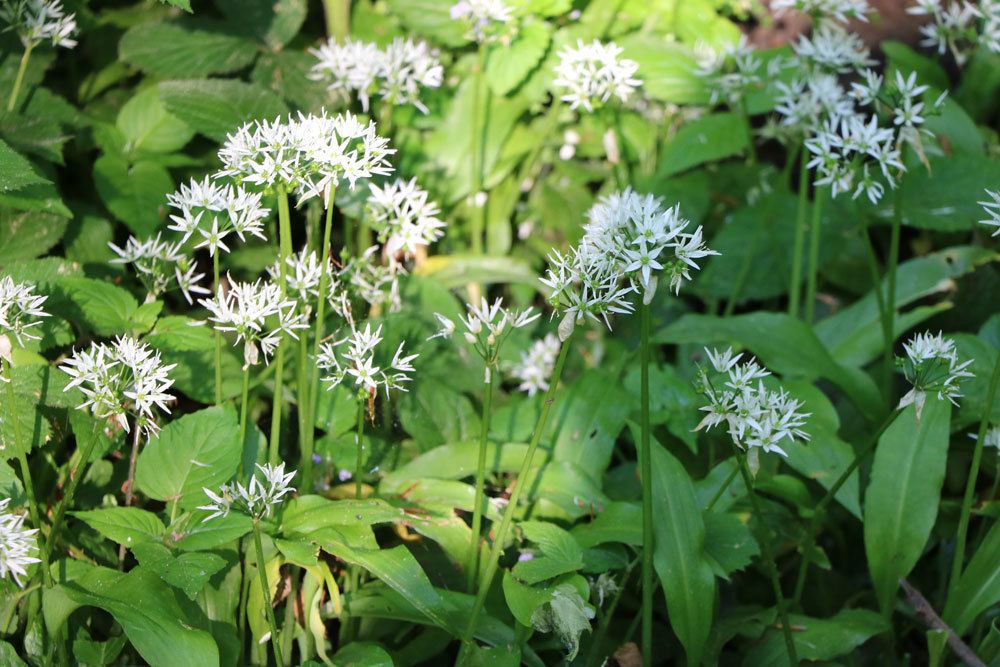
[485,19,551,96]
[0,109,69,164]
[527,582,594,660]
[397,380,480,449]
[745,609,889,665]
[0,138,47,192]
[173,513,253,552]
[415,255,539,290]
[943,499,1000,635]
[512,522,585,585]
[0,208,67,263]
[71,508,166,547]
[157,0,192,10]
[329,642,394,667]
[131,541,226,600]
[549,368,630,480]
[135,407,241,509]
[92,154,174,237]
[281,496,405,536]
[891,154,1000,231]
[952,334,1000,429]
[651,438,715,665]
[72,633,127,666]
[703,512,758,579]
[217,0,307,49]
[657,113,749,177]
[0,461,24,506]
[158,79,290,143]
[51,276,138,336]
[145,315,244,402]
[864,398,951,610]
[618,35,704,104]
[881,41,949,90]
[571,501,642,549]
[120,22,258,78]
[384,0,469,47]
[117,87,194,155]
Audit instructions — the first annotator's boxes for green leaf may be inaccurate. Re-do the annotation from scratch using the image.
[0,208,67,263]
[172,513,253,551]
[619,35,704,104]
[657,112,749,177]
[512,522,585,584]
[145,316,245,402]
[117,87,194,155]
[281,496,405,536]
[92,154,174,237]
[398,380,480,449]
[132,541,226,600]
[120,22,258,78]
[384,0,469,47]
[414,254,539,290]
[881,41,949,90]
[0,460,25,506]
[651,437,715,665]
[51,277,138,336]
[157,0,192,10]
[703,512,758,579]
[571,501,642,548]
[943,519,1000,635]
[0,138,47,192]
[864,398,951,610]
[329,642,394,667]
[894,154,1000,231]
[0,109,69,164]
[157,79,290,143]
[745,609,889,665]
[485,20,551,96]
[71,507,166,548]
[217,0,308,50]
[528,582,595,661]
[549,368,630,480]
[135,407,241,509]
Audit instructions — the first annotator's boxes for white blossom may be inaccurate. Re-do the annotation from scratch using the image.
[450,0,514,43]
[980,189,1000,236]
[109,234,211,304]
[553,39,642,112]
[897,331,974,414]
[166,177,270,256]
[366,178,446,258]
[318,323,418,397]
[0,0,77,49]
[428,298,539,378]
[199,463,296,521]
[378,38,444,113]
[907,0,1000,65]
[695,36,763,106]
[771,0,872,23]
[0,499,39,586]
[0,276,48,351]
[793,22,875,73]
[511,333,560,396]
[340,246,404,313]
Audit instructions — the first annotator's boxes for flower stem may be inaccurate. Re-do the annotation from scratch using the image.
[804,186,824,324]
[948,353,1000,600]
[268,188,293,465]
[739,96,757,166]
[119,423,143,564]
[457,337,573,664]
[252,520,284,667]
[737,454,797,666]
[639,301,654,667]
[321,0,350,40]
[881,178,904,403]
[305,195,336,489]
[213,253,223,405]
[355,399,365,500]
[788,149,808,318]
[706,463,740,512]
[467,367,495,593]
[239,366,250,476]
[7,44,32,112]
[44,421,101,568]
[469,44,487,255]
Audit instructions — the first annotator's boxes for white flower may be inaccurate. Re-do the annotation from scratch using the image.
[0,0,77,49]
[340,246,404,313]
[793,22,875,73]
[428,313,456,341]
[166,176,270,251]
[908,0,999,65]
[553,39,642,112]
[695,36,763,106]
[0,499,40,586]
[199,463,296,521]
[897,331,974,413]
[108,234,210,304]
[378,38,444,114]
[771,0,872,23]
[511,333,560,396]
[60,337,176,439]
[318,323,418,397]
[451,0,513,42]
[430,298,539,372]
[308,38,382,109]
[979,189,1000,236]
[0,276,48,350]
[366,178,446,257]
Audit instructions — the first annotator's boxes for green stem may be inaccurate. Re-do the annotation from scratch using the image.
[948,354,1000,599]
[882,179,904,404]
[739,96,757,166]
[738,454,797,666]
[239,367,250,476]
[305,196,336,489]
[43,422,101,568]
[213,253,222,406]
[788,149,808,318]
[469,44,487,255]
[706,463,740,512]
[791,408,901,609]
[7,44,32,112]
[639,301,653,667]
[268,188,293,465]
[321,0,350,40]
[252,520,284,667]
[804,186,824,324]
[457,337,573,664]
[296,333,309,477]
[355,400,365,500]
[119,425,143,564]
[467,367,495,593]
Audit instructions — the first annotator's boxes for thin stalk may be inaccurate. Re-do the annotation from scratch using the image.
[738,455,797,666]
[788,150,808,318]
[972,459,1000,552]
[304,196,336,489]
[791,408,901,609]
[268,188,293,465]
[322,0,350,40]
[467,368,495,593]
[804,186,824,324]
[296,333,309,476]
[252,520,284,667]
[639,302,653,667]
[882,178,904,403]
[457,337,574,664]
[44,422,101,567]
[948,354,1000,599]
[119,425,143,563]
[706,463,740,512]
[739,96,757,165]
[469,44,487,255]
[7,44,33,112]
[5,359,49,586]
[213,253,222,405]
[239,367,251,473]
[354,400,365,500]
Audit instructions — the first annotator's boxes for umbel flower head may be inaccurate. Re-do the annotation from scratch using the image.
[318,323,418,398]
[199,463,296,521]
[0,498,39,586]
[199,275,308,368]
[695,36,767,107]
[907,0,1000,66]
[366,178,446,259]
[540,189,716,340]
[108,234,210,305]
[771,0,872,23]
[511,333,560,396]
[897,331,974,416]
[552,39,642,112]
[450,0,514,43]
[61,336,176,439]
[340,246,404,313]
[216,111,394,204]
[0,0,77,49]
[980,189,1000,236]
[695,348,811,472]
[0,276,48,353]
[165,177,270,256]
[792,22,875,73]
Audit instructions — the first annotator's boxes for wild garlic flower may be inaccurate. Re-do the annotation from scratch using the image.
[61,337,176,438]
[897,331,974,414]
[0,276,48,352]
[0,0,77,49]
[341,246,403,313]
[216,111,394,204]
[309,37,443,114]
[108,234,210,305]
[317,323,418,398]
[908,0,1000,65]
[199,463,296,522]
[552,39,642,112]
[198,276,308,368]
[981,425,1000,450]
[793,23,875,73]
[775,73,854,136]
[267,248,354,325]
[695,347,811,470]
[366,178,446,258]
[165,177,270,256]
[980,189,1000,236]
[450,0,514,43]
[0,499,39,586]
[427,297,539,382]
[771,0,871,23]
[510,333,560,396]
[695,36,764,106]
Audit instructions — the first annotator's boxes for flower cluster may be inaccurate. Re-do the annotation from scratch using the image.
[450,0,514,43]
[0,499,39,586]
[695,348,811,470]
[907,0,1000,66]
[217,111,394,204]
[340,246,403,313]
[0,0,77,49]
[165,177,270,257]
[0,276,48,351]
[771,0,872,23]
[318,323,417,397]
[309,37,443,114]
[540,189,716,339]
[366,178,446,258]
[510,333,560,396]
[429,297,539,382]
[552,39,642,112]
[199,276,308,368]
[897,331,974,415]
[981,189,1000,236]
[61,337,176,438]
[695,36,768,106]
[109,234,210,305]
[199,463,296,521]
[792,22,875,73]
